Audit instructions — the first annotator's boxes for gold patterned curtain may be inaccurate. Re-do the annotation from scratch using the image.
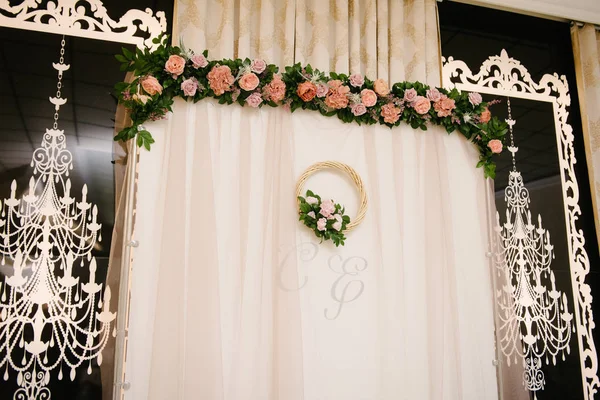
[174,0,441,86]
[572,24,600,252]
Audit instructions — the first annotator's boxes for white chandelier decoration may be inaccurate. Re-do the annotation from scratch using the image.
[492,98,574,396]
[0,37,116,399]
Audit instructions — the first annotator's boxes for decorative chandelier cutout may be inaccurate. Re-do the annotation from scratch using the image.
[492,98,574,397]
[0,36,116,399]
[0,0,166,49]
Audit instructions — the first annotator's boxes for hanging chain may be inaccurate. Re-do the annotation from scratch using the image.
[53,36,66,130]
[506,97,517,171]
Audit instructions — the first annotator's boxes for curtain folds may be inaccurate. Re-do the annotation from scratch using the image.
[571,23,600,252]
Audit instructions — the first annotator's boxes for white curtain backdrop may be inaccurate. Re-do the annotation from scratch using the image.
[126,100,498,400]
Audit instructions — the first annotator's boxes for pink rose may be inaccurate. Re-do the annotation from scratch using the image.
[207,65,235,95]
[181,77,199,96]
[381,103,401,124]
[306,196,318,205]
[360,89,377,107]
[480,107,492,123]
[488,139,503,154]
[351,103,367,116]
[426,88,442,102]
[349,73,364,87]
[412,96,431,115]
[320,199,336,218]
[140,75,163,96]
[251,59,267,74]
[191,54,208,69]
[239,73,260,91]
[297,81,317,102]
[468,92,482,106]
[245,92,263,108]
[403,88,418,104]
[265,74,286,103]
[373,79,390,96]
[433,96,456,118]
[165,54,186,76]
[325,84,350,109]
[332,220,342,231]
[334,214,342,223]
[317,218,327,232]
[316,84,329,98]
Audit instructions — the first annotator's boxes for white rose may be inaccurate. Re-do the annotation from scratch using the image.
[332,221,342,231]
[307,211,316,219]
[306,196,318,205]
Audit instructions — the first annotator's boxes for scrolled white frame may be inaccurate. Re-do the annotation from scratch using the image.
[443,49,599,399]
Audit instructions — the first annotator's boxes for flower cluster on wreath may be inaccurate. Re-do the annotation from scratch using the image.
[298,190,351,247]
[115,35,508,178]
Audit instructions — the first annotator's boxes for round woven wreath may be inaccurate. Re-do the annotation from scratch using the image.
[296,162,368,247]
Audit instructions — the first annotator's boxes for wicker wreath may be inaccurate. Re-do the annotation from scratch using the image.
[295,161,368,246]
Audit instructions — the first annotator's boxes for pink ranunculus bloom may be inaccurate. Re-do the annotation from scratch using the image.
[320,199,336,218]
[381,103,401,124]
[140,75,163,96]
[306,196,318,205]
[426,88,442,102]
[307,211,316,219]
[297,81,317,102]
[351,103,367,116]
[325,85,350,109]
[403,88,418,104]
[332,221,342,231]
[373,79,390,96]
[468,92,483,106]
[265,74,286,103]
[207,64,235,95]
[191,54,208,69]
[251,59,267,74]
[360,89,377,107]
[480,107,492,123]
[317,218,327,231]
[165,54,186,76]
[239,72,260,91]
[245,92,263,108]
[349,73,365,87]
[181,77,199,96]
[488,139,503,154]
[316,83,329,98]
[413,96,431,115]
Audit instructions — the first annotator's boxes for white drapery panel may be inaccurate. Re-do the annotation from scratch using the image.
[127,99,498,400]
[174,0,441,85]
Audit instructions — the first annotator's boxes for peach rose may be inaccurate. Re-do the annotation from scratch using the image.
[433,96,456,117]
[361,89,377,107]
[265,75,286,103]
[480,107,492,123]
[239,73,260,91]
[488,139,503,154]
[140,76,163,96]
[373,79,390,96]
[413,96,431,115]
[297,81,317,102]
[165,55,186,76]
[381,103,401,124]
[207,65,235,95]
[327,80,343,90]
[325,84,350,109]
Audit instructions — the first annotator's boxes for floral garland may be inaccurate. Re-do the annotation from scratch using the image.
[298,191,350,247]
[114,35,508,178]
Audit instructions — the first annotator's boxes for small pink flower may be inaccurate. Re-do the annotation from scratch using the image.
[403,88,418,104]
[349,73,364,87]
[265,74,286,103]
[165,54,186,76]
[325,84,350,109]
[245,92,263,108]
[360,89,377,107]
[306,196,318,205]
[373,79,390,96]
[426,88,442,102]
[488,139,503,154]
[316,84,329,98]
[468,92,483,106]
[251,59,267,74]
[140,75,163,96]
[480,107,492,123]
[320,199,336,218]
[181,77,199,96]
[412,96,431,115]
[239,73,260,91]
[191,54,208,69]
[381,103,401,124]
[351,103,367,116]
[307,211,316,219]
[208,65,235,95]
[317,218,327,231]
